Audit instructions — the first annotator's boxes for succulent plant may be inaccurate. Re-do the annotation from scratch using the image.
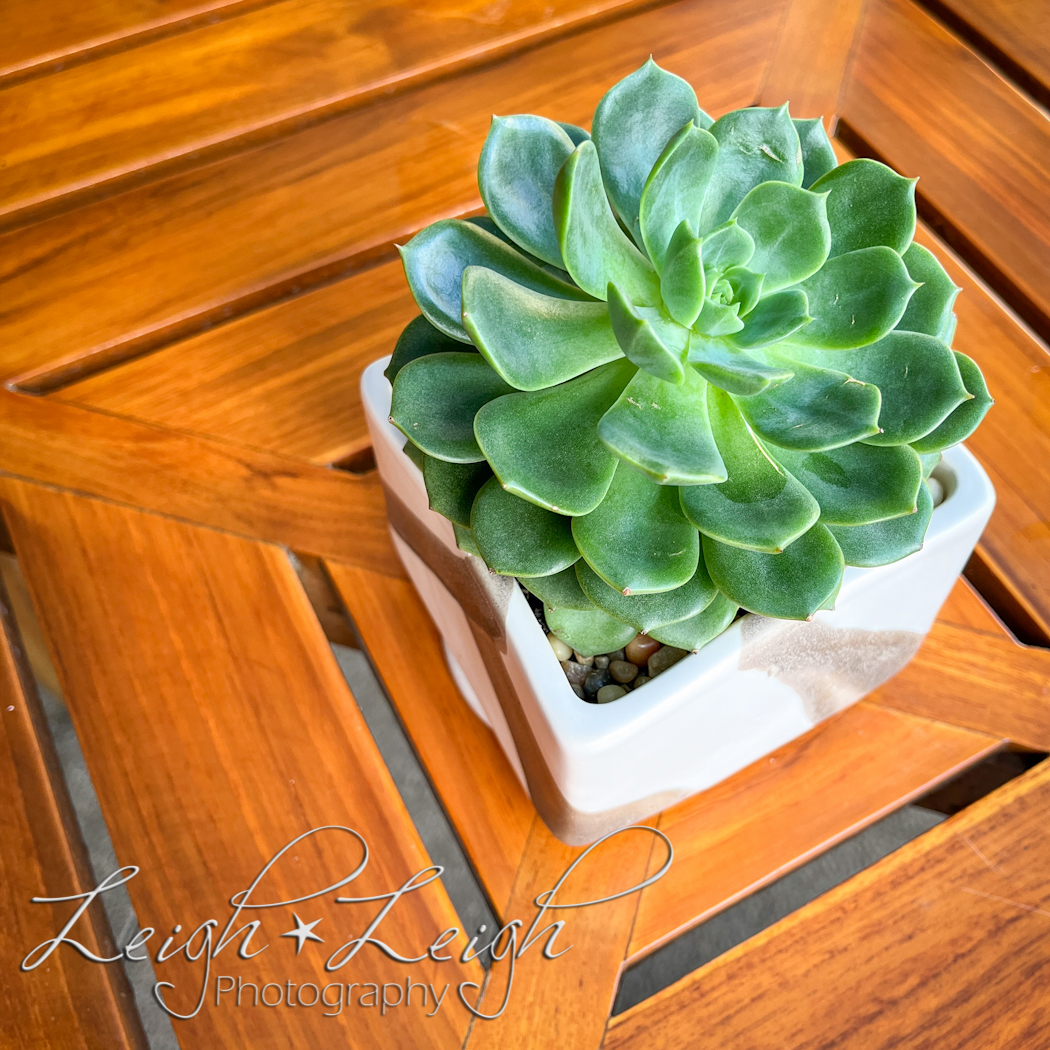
[386,60,992,657]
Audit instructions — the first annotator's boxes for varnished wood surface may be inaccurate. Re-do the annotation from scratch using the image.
[841,0,1050,346]
[2,479,479,1048]
[0,0,667,230]
[327,559,534,914]
[0,574,146,1050]
[628,699,999,958]
[606,756,1050,1050]
[0,0,783,391]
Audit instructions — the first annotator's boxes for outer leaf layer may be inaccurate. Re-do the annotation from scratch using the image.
[828,481,934,567]
[521,564,593,610]
[794,117,837,189]
[573,461,700,594]
[385,314,468,385]
[649,592,738,649]
[546,603,638,657]
[897,242,960,337]
[703,524,844,619]
[910,351,993,453]
[422,456,492,527]
[474,359,635,514]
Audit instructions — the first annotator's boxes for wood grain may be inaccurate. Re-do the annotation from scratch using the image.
[758,0,868,120]
[628,699,998,957]
[58,261,414,465]
[840,0,1050,344]
[2,478,480,1048]
[911,223,1050,641]
[0,573,147,1050]
[0,0,784,391]
[327,559,534,915]
[0,389,400,574]
[466,819,660,1050]
[937,576,1009,637]
[606,757,1050,1050]
[0,0,684,230]
[869,621,1050,753]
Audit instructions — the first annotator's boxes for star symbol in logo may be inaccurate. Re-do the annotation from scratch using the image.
[280,914,324,955]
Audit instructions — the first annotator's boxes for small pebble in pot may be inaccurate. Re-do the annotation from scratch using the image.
[608,649,626,662]
[594,654,610,670]
[547,633,573,662]
[570,682,585,700]
[610,659,638,684]
[596,684,627,704]
[649,646,689,677]
[561,660,589,686]
[626,635,662,667]
[633,675,651,689]
[573,650,595,667]
[927,476,945,507]
[583,669,612,698]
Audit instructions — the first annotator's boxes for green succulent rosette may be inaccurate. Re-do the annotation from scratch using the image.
[387,60,992,656]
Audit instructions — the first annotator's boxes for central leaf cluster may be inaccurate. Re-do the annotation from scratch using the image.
[387,60,991,657]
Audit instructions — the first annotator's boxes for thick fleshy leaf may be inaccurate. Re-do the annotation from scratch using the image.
[660,221,706,327]
[773,442,923,525]
[422,456,492,527]
[390,352,513,462]
[734,355,881,450]
[557,122,591,146]
[939,311,957,347]
[474,359,635,514]
[478,115,576,267]
[728,289,811,349]
[700,220,755,271]
[545,603,638,658]
[897,242,961,337]
[919,452,942,479]
[828,481,933,567]
[700,105,803,233]
[400,219,590,340]
[521,565,593,610]
[639,122,719,268]
[591,59,707,236]
[462,266,621,390]
[453,523,481,556]
[808,332,971,446]
[471,477,579,577]
[703,524,844,619]
[554,140,660,302]
[910,351,993,453]
[791,246,919,349]
[573,461,700,594]
[649,592,738,650]
[694,297,744,337]
[812,158,917,257]
[730,181,831,292]
[680,387,820,552]
[402,438,426,471]
[576,557,716,633]
[385,314,468,384]
[794,117,837,189]
[723,266,763,316]
[688,338,792,396]
[607,282,687,384]
[598,367,727,484]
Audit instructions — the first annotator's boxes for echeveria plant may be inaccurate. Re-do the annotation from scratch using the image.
[386,60,992,657]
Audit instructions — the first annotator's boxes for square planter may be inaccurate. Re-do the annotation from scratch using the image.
[362,357,996,845]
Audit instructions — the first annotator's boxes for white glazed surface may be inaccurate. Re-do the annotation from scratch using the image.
[363,358,997,816]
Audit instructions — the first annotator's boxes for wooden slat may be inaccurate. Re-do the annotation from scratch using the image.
[910,224,1050,641]
[931,0,1050,109]
[2,477,480,1047]
[757,0,868,119]
[1,0,678,231]
[327,559,534,914]
[0,574,146,1050]
[606,756,1050,1050]
[628,698,998,957]
[869,621,1050,752]
[840,0,1050,344]
[0,389,400,574]
[0,0,784,390]
[937,575,1009,636]
[0,0,260,85]
[466,819,659,1050]
[58,260,414,465]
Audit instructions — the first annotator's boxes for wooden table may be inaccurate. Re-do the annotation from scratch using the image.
[3,0,1050,1046]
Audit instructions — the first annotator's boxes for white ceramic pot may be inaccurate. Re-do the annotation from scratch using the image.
[362,358,996,845]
